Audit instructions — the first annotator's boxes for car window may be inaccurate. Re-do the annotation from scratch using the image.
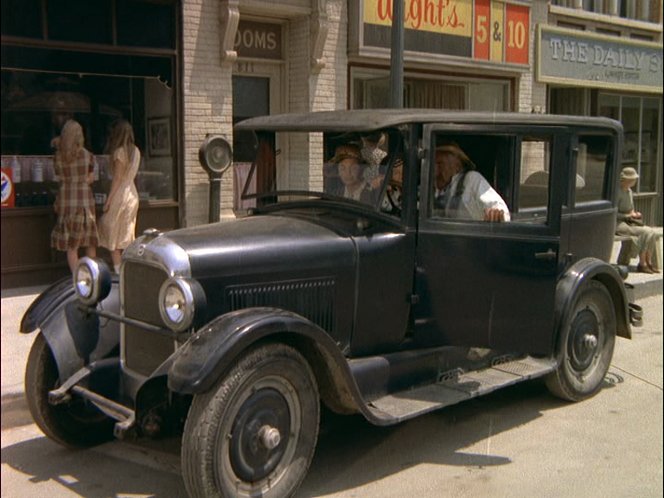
[516,137,552,223]
[429,134,512,223]
[236,129,405,217]
[575,135,611,204]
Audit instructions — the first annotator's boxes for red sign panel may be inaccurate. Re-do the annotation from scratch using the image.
[473,0,490,60]
[505,3,529,64]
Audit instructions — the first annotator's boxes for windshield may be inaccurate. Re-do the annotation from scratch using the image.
[236,129,405,216]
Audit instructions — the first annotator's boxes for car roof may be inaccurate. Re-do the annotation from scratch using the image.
[235,109,623,134]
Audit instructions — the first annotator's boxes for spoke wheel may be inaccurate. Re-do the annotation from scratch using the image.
[546,281,616,401]
[24,333,114,448]
[182,343,319,498]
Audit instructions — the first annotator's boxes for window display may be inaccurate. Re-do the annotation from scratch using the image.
[1,69,176,207]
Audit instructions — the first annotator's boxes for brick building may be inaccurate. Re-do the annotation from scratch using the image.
[2,0,662,288]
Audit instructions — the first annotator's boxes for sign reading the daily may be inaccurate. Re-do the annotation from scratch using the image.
[362,0,530,65]
[537,25,663,92]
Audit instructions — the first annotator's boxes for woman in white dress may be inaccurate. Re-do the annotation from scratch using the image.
[98,120,141,274]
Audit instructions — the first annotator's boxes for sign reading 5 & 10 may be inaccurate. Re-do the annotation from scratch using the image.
[363,0,530,65]
[473,0,529,64]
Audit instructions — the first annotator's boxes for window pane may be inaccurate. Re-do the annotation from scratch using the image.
[47,0,112,44]
[1,0,42,38]
[598,93,620,121]
[575,135,610,204]
[1,69,175,206]
[430,134,512,222]
[551,87,587,115]
[518,139,551,222]
[117,0,176,49]
[640,98,660,193]
[468,82,507,111]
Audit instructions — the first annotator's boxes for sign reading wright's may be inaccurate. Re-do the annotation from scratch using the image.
[537,25,663,93]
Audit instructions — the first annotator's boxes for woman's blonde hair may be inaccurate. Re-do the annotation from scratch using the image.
[53,119,84,164]
[105,119,135,159]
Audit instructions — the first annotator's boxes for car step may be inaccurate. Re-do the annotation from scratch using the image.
[365,356,557,423]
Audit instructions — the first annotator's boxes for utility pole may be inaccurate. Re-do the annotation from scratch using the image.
[389,0,404,108]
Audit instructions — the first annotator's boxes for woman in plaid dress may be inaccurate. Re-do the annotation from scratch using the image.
[51,119,98,274]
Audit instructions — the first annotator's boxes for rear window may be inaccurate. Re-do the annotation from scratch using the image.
[575,135,611,205]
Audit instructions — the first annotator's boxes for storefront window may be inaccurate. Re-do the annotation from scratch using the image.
[598,93,662,194]
[1,69,175,207]
[351,69,509,111]
[1,0,178,210]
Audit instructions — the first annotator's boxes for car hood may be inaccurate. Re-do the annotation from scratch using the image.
[144,213,357,280]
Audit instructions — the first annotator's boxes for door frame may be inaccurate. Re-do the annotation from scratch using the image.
[413,124,568,355]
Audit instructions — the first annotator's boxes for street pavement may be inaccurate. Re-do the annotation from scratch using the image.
[1,270,662,497]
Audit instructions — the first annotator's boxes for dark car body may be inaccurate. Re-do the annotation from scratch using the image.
[22,110,640,497]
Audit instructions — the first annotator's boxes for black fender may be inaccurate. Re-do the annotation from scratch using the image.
[20,276,73,334]
[20,276,121,382]
[168,307,386,423]
[555,258,632,351]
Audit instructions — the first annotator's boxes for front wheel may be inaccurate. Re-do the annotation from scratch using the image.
[545,280,616,401]
[24,333,114,448]
[182,343,320,498]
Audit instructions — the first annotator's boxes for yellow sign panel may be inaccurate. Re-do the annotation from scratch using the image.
[489,1,504,62]
[363,0,473,38]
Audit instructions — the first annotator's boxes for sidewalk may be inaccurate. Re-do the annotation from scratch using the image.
[610,238,664,301]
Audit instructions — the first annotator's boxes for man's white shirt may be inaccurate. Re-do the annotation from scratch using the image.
[435,171,511,221]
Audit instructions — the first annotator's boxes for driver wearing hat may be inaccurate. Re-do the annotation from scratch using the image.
[434,142,510,222]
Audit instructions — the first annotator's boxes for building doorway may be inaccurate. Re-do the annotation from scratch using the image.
[232,64,283,212]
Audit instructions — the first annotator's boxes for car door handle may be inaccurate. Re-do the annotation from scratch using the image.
[534,249,557,260]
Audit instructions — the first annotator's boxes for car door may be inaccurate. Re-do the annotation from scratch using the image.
[413,125,569,355]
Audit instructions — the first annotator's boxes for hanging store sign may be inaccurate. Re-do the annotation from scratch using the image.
[358,0,529,65]
[537,25,663,93]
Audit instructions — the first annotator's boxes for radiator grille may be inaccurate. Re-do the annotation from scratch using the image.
[122,262,174,376]
[227,278,336,332]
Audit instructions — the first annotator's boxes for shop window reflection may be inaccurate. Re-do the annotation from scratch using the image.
[1,69,176,207]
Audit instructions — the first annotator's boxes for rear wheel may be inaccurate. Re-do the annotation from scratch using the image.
[545,281,616,401]
[182,343,319,498]
[24,333,114,447]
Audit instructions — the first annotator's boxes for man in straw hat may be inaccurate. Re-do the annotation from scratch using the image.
[433,142,510,222]
[616,166,659,273]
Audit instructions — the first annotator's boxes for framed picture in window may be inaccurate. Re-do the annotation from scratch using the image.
[148,117,171,156]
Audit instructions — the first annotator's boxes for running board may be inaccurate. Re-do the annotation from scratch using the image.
[365,356,557,423]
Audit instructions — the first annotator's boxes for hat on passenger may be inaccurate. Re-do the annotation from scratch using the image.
[331,144,362,164]
[436,142,476,170]
[620,167,639,181]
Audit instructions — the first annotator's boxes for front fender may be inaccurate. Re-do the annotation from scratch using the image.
[20,276,73,333]
[168,307,371,418]
[556,258,632,346]
[21,277,121,381]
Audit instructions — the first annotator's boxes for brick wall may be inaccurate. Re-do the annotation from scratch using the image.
[182,0,233,226]
[181,0,347,225]
[518,0,548,114]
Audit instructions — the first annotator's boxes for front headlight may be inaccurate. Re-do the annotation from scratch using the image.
[158,278,206,332]
[74,257,112,305]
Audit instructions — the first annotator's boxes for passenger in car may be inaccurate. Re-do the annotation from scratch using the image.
[433,142,510,222]
[360,131,389,190]
[330,144,376,204]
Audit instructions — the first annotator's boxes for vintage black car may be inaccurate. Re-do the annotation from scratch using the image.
[21,110,642,498]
